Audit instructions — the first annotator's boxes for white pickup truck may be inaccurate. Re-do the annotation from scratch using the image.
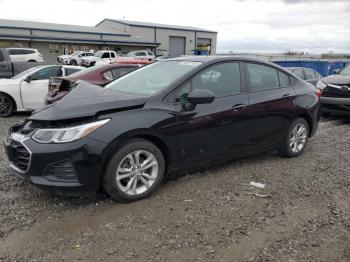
[80,50,117,67]
[0,65,84,117]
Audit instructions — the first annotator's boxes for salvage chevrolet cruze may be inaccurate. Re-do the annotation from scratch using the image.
[4,57,321,202]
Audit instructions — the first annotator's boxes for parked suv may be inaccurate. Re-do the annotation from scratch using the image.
[58,51,93,65]
[7,48,44,62]
[81,50,117,67]
[316,64,350,115]
[126,50,155,61]
[4,57,320,202]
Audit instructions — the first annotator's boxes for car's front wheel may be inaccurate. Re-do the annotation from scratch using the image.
[103,139,165,202]
[281,117,309,157]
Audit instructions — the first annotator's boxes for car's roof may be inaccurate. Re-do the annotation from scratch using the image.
[7,47,36,50]
[167,56,282,66]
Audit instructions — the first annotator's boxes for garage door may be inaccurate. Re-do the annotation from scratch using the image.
[169,36,185,58]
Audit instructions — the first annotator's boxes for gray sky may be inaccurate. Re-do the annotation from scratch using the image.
[1,0,349,54]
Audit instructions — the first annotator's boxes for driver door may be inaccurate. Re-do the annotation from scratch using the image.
[174,62,249,166]
[20,66,62,109]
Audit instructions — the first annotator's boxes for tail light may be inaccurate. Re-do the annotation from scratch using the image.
[316,89,322,98]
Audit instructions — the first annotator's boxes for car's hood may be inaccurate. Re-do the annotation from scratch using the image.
[82,56,99,62]
[59,55,70,59]
[321,74,350,85]
[29,82,148,121]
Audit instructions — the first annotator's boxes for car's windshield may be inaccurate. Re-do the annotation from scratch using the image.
[126,52,135,57]
[68,65,103,77]
[12,66,42,79]
[71,51,80,56]
[105,60,202,95]
[94,51,103,58]
[339,65,350,76]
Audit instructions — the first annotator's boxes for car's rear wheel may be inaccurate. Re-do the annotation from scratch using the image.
[0,94,14,117]
[281,117,309,157]
[103,139,165,202]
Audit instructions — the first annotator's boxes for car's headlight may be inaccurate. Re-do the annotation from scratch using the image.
[316,80,327,90]
[32,119,110,143]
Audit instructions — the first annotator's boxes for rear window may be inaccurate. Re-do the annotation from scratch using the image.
[147,52,153,56]
[8,49,34,55]
[65,68,82,76]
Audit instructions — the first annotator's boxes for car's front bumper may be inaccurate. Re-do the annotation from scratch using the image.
[3,132,108,195]
[321,97,350,115]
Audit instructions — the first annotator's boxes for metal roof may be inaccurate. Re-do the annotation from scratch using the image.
[97,19,217,33]
[0,19,129,36]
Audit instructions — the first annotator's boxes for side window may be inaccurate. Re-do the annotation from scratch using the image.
[24,50,35,54]
[65,68,81,76]
[147,51,153,56]
[175,62,241,102]
[31,66,62,80]
[294,69,305,79]
[304,69,315,80]
[135,52,144,57]
[246,63,279,91]
[111,67,135,78]
[101,52,110,58]
[110,52,116,58]
[278,71,290,87]
[103,70,114,81]
[0,52,4,62]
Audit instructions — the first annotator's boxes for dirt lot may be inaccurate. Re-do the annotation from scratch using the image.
[0,115,350,262]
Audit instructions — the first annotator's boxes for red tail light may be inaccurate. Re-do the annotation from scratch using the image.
[316,89,322,98]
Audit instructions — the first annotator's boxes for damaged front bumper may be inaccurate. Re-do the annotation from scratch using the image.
[3,127,108,195]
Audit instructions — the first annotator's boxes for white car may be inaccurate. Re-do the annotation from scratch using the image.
[0,65,84,117]
[80,50,117,67]
[7,48,44,62]
[57,51,94,65]
[126,50,155,61]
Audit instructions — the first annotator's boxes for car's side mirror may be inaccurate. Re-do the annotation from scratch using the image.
[24,76,31,83]
[187,89,215,104]
[333,69,341,74]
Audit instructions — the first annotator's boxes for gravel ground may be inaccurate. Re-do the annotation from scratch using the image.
[0,114,350,262]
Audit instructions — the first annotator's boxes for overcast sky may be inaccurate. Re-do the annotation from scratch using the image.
[1,0,349,54]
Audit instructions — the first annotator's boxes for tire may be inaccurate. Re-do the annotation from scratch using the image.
[70,60,77,66]
[280,117,309,157]
[103,139,165,202]
[90,62,96,67]
[0,93,14,117]
[28,60,37,62]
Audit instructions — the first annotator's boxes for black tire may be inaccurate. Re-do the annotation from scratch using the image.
[90,62,96,67]
[280,117,309,157]
[70,59,77,66]
[28,60,37,62]
[103,139,165,202]
[0,93,15,117]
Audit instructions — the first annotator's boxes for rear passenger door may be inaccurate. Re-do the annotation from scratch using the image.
[245,63,295,152]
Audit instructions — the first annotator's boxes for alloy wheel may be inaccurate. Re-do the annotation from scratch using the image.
[289,123,307,153]
[116,150,159,196]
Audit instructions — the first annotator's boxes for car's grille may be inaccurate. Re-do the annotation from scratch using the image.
[322,85,350,98]
[8,140,31,172]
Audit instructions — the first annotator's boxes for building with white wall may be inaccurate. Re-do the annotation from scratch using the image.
[0,18,217,62]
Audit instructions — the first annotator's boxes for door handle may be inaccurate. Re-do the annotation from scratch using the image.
[232,104,246,111]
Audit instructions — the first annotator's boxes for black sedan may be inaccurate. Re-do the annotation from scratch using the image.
[4,57,321,202]
[316,64,350,115]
